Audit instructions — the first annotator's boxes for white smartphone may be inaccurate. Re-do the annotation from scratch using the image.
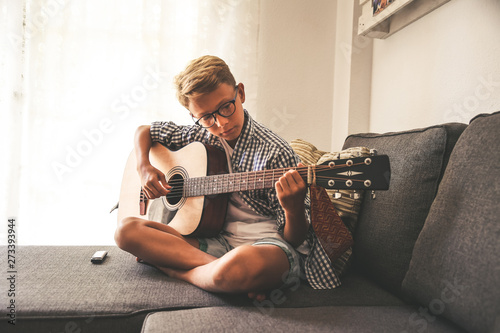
[91,250,108,264]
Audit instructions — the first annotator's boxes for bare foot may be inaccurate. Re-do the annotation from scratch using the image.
[136,257,155,268]
[158,266,187,280]
[247,291,267,302]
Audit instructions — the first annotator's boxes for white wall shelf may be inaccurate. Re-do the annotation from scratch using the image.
[358,0,451,39]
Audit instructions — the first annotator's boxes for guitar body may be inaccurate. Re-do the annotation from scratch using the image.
[118,142,229,237]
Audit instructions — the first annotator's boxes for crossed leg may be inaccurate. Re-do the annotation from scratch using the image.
[160,244,289,298]
[115,216,214,269]
[114,217,290,298]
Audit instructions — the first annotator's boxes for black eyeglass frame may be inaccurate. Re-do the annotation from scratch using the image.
[191,87,239,128]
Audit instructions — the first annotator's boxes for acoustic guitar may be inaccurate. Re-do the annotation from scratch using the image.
[118,142,391,237]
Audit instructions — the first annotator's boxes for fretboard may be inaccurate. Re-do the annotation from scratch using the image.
[184,167,307,197]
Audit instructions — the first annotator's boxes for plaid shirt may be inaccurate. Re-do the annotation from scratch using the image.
[150,110,340,289]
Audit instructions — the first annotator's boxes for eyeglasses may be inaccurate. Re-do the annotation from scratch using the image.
[192,88,238,128]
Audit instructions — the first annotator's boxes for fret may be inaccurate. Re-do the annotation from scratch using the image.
[209,176,214,195]
[197,177,202,196]
[194,177,199,196]
[203,176,208,195]
[195,177,201,196]
[195,176,205,196]
[185,179,190,197]
[223,174,228,193]
[185,178,191,197]
[235,173,239,192]
[210,176,215,195]
[212,175,219,195]
[231,173,237,192]
[242,172,248,191]
[215,175,220,194]
[208,176,213,195]
[222,173,228,194]
[239,173,244,191]
[195,177,199,196]
[227,174,232,193]
[257,170,264,189]
[186,179,191,197]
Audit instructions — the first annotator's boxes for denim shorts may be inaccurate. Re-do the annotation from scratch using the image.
[197,235,304,288]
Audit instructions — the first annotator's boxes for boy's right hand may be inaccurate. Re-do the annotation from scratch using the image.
[139,164,171,199]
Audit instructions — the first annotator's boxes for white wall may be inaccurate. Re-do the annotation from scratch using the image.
[255,0,337,151]
[238,0,500,150]
[369,0,500,132]
[331,0,373,150]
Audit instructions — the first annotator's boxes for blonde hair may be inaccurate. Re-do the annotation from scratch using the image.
[174,55,236,108]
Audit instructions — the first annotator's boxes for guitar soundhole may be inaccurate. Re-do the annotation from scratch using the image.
[166,174,184,206]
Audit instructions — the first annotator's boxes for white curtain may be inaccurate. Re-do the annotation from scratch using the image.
[1,0,260,245]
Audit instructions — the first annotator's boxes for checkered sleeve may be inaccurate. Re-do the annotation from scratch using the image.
[150,121,220,149]
[304,237,341,289]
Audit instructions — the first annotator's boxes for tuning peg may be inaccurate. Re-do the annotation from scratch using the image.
[371,190,376,200]
[350,190,361,200]
[370,149,378,156]
[333,190,342,199]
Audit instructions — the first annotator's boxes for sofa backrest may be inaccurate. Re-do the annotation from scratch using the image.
[402,111,500,333]
[342,122,467,296]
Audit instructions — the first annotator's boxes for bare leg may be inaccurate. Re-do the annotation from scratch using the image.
[114,216,216,270]
[116,218,289,298]
[159,244,290,296]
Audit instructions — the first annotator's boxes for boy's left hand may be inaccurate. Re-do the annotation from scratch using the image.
[275,163,307,214]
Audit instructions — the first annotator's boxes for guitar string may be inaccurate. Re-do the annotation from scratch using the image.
[162,165,327,190]
[164,177,366,195]
[163,177,368,198]
[161,164,364,185]
[161,163,358,187]
[161,163,368,198]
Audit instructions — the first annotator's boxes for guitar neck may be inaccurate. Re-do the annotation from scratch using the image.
[184,167,306,197]
[165,154,390,199]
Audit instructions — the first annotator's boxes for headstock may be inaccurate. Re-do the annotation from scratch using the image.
[313,154,391,193]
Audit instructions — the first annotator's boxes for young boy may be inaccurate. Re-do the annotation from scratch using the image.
[114,56,340,299]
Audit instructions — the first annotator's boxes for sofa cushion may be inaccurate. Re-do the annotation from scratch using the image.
[141,305,465,333]
[8,246,248,333]
[402,111,500,333]
[342,123,467,295]
[7,245,405,333]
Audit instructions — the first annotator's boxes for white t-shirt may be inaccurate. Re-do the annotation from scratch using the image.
[220,139,283,248]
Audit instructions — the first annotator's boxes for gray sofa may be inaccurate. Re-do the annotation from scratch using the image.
[3,111,499,333]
